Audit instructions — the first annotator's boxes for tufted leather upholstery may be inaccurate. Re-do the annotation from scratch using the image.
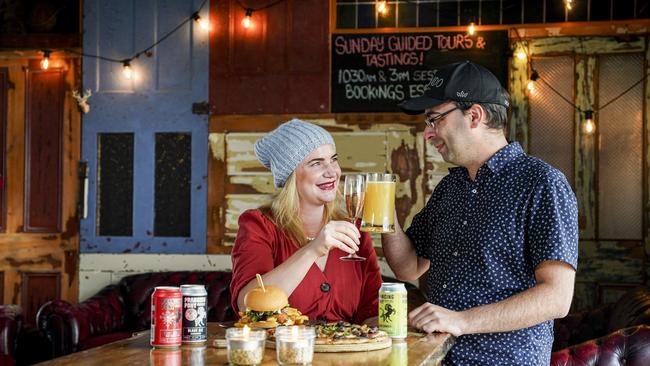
[551,325,650,366]
[37,271,235,359]
[551,287,650,365]
[0,305,22,366]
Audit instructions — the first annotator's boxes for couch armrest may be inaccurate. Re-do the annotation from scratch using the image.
[553,303,614,351]
[37,300,76,357]
[551,325,650,366]
[0,305,22,359]
[37,285,126,357]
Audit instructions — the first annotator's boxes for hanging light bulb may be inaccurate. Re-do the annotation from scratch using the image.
[468,22,476,36]
[526,80,535,92]
[582,110,595,134]
[192,12,209,31]
[516,50,527,61]
[565,0,573,10]
[242,8,253,29]
[122,61,132,79]
[376,1,388,15]
[41,49,51,70]
[527,70,539,93]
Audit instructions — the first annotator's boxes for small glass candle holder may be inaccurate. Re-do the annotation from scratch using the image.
[275,326,315,365]
[226,327,266,365]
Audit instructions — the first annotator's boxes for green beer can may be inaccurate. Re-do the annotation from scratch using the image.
[378,282,407,338]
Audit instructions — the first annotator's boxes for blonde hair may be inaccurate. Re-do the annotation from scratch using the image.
[259,172,346,246]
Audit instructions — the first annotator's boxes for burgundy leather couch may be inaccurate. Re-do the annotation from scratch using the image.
[37,271,235,359]
[0,305,22,366]
[551,286,650,365]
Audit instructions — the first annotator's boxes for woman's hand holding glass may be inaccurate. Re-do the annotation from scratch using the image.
[307,221,360,258]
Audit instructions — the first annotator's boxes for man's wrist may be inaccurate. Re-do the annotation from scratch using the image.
[457,310,472,335]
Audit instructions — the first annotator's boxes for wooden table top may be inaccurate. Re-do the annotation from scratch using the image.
[38,323,454,365]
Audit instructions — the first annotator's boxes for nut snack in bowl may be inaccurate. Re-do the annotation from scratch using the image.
[275,326,315,365]
[226,326,266,365]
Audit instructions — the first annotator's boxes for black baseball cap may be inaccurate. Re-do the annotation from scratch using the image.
[398,61,509,115]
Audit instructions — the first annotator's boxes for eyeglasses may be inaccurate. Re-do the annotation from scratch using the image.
[424,107,460,129]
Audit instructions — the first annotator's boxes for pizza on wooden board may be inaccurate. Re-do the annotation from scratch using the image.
[313,321,389,345]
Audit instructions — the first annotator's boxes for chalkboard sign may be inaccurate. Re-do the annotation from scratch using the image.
[331,31,509,113]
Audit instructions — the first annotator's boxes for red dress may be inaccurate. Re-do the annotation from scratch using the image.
[230,209,382,324]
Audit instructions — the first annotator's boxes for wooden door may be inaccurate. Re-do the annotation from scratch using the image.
[0,55,81,327]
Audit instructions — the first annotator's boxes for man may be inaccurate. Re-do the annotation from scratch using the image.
[382,60,578,365]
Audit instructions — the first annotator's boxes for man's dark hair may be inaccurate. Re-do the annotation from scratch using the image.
[454,89,511,130]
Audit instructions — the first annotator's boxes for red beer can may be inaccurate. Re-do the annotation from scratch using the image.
[151,286,182,348]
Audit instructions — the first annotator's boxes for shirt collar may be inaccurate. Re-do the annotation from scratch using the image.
[485,142,524,174]
[448,142,524,179]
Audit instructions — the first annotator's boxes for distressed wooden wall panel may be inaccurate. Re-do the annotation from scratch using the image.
[225,133,390,175]
[508,41,529,149]
[211,0,329,114]
[388,130,424,227]
[0,68,6,232]
[225,134,267,175]
[0,271,3,303]
[529,36,645,55]
[577,241,645,283]
[224,194,272,245]
[228,176,275,195]
[575,56,597,238]
[335,134,387,173]
[24,69,64,232]
[21,272,60,326]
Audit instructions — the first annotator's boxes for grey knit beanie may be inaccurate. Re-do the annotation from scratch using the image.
[254,119,335,188]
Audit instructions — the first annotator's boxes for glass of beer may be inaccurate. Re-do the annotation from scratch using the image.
[360,173,396,233]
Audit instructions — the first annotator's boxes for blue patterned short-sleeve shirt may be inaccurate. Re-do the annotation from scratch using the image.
[406,142,578,366]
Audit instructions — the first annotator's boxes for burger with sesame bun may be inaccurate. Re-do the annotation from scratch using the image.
[235,283,308,329]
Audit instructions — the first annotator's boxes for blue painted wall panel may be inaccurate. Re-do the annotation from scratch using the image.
[81,0,209,253]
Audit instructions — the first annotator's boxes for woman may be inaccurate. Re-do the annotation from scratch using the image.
[230,119,382,324]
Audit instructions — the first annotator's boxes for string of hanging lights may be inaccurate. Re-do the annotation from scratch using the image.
[511,27,650,135]
[235,0,285,29]
[38,0,210,79]
[39,0,647,116]
[39,0,287,77]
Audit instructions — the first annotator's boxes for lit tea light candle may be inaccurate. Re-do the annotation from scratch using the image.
[275,326,315,365]
[226,326,266,365]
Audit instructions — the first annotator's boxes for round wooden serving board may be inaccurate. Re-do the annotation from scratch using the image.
[265,336,392,353]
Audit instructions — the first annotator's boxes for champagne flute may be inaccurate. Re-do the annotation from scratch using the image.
[341,174,366,261]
